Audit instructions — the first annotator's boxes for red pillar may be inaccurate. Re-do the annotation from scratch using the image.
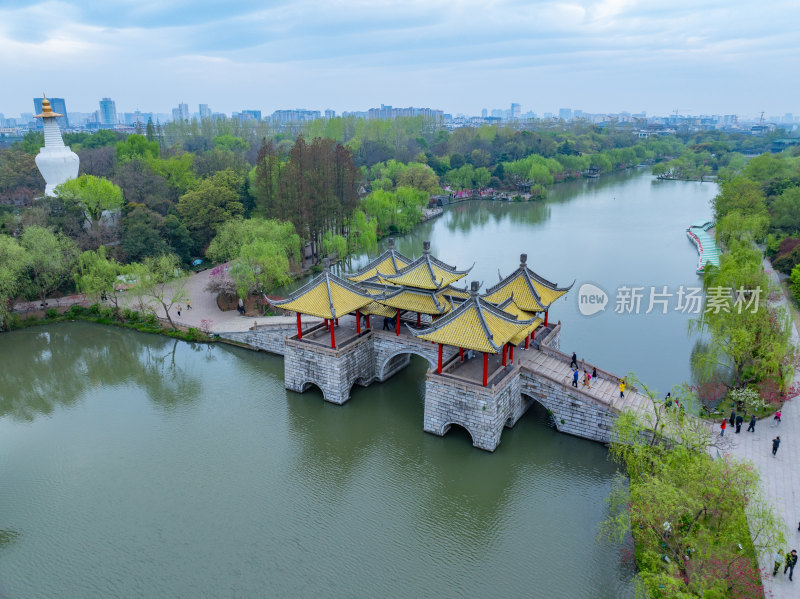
[437,343,443,374]
[296,311,303,339]
[502,343,507,367]
[482,352,488,387]
[324,318,328,328]
[330,320,336,349]
[335,318,339,326]
[524,336,529,349]
[356,310,361,335]
[396,311,400,336]
[544,310,549,326]
[417,312,421,326]
[509,344,514,364]
[531,329,535,343]
[366,315,370,329]
[459,347,464,362]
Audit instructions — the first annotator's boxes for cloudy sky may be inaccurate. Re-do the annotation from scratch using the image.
[2,0,798,118]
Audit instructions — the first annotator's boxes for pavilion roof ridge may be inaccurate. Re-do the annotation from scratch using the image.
[408,294,535,352]
[345,247,413,279]
[483,267,549,309]
[522,265,575,292]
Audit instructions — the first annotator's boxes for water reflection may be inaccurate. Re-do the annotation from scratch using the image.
[0,323,202,420]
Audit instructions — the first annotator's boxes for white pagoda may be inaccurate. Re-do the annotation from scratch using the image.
[34,94,79,196]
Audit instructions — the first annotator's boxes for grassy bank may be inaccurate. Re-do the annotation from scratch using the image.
[5,303,215,344]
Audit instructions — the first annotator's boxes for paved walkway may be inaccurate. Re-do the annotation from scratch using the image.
[724,259,800,598]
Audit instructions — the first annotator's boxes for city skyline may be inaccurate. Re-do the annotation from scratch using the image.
[1,0,798,117]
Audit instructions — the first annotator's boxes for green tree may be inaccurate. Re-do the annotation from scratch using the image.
[177,169,244,245]
[228,239,292,301]
[395,162,440,193]
[19,225,78,306]
[115,134,160,162]
[0,234,28,330]
[605,409,784,598]
[213,134,249,152]
[130,253,187,329]
[74,246,127,312]
[54,175,124,235]
[770,187,800,233]
[206,218,301,264]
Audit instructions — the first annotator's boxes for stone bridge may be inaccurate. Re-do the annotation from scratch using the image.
[221,318,653,451]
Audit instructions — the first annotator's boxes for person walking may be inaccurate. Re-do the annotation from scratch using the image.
[177,305,182,317]
[582,370,591,390]
[784,549,797,581]
[186,300,192,310]
[570,352,578,369]
[773,436,781,456]
[720,419,727,436]
[747,414,756,432]
[735,413,744,433]
[618,379,625,399]
[774,550,784,576]
[383,317,390,330]
[592,366,597,382]
[729,410,736,427]
[775,410,782,425]
[572,368,579,388]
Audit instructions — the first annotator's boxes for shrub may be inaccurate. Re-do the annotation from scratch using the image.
[88,303,101,315]
[99,307,114,320]
[728,386,768,414]
[121,308,138,322]
[144,313,158,327]
[66,304,87,318]
[45,308,58,319]
[186,327,199,341]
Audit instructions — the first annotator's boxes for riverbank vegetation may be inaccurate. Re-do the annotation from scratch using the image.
[690,150,800,406]
[604,394,784,598]
[0,118,788,323]
[6,301,213,343]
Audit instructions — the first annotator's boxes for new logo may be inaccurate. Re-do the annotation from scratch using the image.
[577,283,608,316]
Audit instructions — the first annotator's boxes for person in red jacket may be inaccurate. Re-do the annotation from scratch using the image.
[720,419,727,436]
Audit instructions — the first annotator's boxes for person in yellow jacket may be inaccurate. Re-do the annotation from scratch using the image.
[619,379,625,398]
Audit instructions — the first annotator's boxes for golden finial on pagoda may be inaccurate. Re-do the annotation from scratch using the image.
[34,92,63,119]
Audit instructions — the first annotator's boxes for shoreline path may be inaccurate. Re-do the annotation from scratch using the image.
[723,259,800,598]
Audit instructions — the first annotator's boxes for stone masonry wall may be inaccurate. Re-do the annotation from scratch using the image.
[423,369,522,452]
[283,333,375,405]
[519,371,616,443]
[373,332,459,381]
[218,323,299,355]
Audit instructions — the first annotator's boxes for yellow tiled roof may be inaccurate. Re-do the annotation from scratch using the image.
[410,295,533,353]
[378,288,451,315]
[483,274,547,312]
[441,284,470,300]
[270,270,374,319]
[509,317,542,346]
[359,301,398,317]
[483,256,573,312]
[378,251,471,291]
[346,247,412,283]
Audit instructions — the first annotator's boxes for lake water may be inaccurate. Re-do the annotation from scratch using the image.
[0,170,717,598]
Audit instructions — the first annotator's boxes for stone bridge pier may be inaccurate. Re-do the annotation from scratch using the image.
[283,327,375,405]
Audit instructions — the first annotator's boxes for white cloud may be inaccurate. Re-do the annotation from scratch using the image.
[0,0,798,116]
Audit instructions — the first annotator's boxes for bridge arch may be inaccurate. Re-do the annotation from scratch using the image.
[378,348,436,380]
[520,391,564,433]
[439,421,476,446]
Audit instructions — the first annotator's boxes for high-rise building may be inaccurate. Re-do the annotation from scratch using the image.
[171,102,190,122]
[199,104,211,119]
[510,103,521,119]
[324,109,336,119]
[559,108,573,121]
[99,98,117,126]
[33,97,68,129]
[481,108,488,118]
[240,110,262,120]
